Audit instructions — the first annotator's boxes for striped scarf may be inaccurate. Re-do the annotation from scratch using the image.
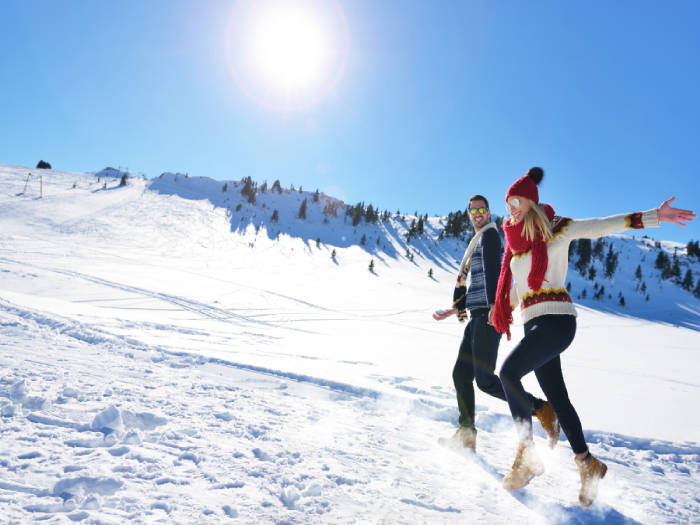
[456,222,497,286]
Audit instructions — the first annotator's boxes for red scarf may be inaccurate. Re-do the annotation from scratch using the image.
[493,204,555,340]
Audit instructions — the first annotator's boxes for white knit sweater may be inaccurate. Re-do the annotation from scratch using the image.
[509,208,660,324]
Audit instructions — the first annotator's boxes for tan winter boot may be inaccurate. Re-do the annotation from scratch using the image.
[534,401,561,448]
[454,426,477,452]
[575,452,608,507]
[502,441,545,490]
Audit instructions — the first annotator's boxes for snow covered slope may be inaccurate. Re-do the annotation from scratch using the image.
[1,164,698,523]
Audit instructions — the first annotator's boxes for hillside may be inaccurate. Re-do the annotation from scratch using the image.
[136,166,700,329]
[1,163,699,523]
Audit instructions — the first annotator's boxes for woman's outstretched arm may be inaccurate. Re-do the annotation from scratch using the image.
[558,197,694,241]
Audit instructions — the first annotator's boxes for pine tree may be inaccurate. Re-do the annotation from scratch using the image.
[369,259,375,272]
[365,204,378,223]
[361,234,366,245]
[682,269,694,290]
[241,176,256,204]
[298,198,307,219]
[604,244,618,279]
[588,266,596,281]
[566,282,571,292]
[260,182,267,193]
[272,180,282,194]
[347,202,364,227]
[576,239,592,275]
[581,288,587,299]
[313,189,319,202]
[442,208,471,239]
[688,240,700,258]
[428,268,433,278]
[655,251,667,269]
[316,237,321,248]
[671,254,681,282]
[222,183,228,192]
[641,282,647,293]
[687,240,695,257]
[271,209,279,222]
[119,174,128,186]
[635,265,642,281]
[593,238,605,261]
[331,249,337,260]
[594,285,605,300]
[694,277,700,299]
[619,295,625,307]
[661,258,673,280]
[236,204,242,212]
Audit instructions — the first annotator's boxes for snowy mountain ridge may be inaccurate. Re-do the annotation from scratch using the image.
[120,165,700,330]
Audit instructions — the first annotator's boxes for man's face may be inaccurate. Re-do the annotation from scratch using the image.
[468,199,490,229]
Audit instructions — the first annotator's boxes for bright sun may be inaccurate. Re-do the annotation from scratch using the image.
[226,0,348,111]
[250,7,327,92]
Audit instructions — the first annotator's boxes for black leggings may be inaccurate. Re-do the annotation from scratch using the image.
[499,314,587,454]
[453,309,541,428]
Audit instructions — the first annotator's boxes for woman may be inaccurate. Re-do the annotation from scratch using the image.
[489,167,695,507]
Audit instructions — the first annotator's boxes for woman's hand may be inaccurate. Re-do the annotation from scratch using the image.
[432,308,457,321]
[658,197,696,226]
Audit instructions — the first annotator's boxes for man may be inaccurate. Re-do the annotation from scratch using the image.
[433,195,559,452]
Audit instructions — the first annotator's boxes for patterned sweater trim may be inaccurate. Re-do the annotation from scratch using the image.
[521,288,572,310]
[625,212,644,229]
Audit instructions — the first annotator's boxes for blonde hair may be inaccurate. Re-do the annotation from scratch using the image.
[522,201,553,242]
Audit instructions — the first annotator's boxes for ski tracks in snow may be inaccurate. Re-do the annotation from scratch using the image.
[1,299,699,523]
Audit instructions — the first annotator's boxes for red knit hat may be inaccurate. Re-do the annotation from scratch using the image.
[506,167,544,204]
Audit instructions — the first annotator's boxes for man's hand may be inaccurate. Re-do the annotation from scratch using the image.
[432,308,457,321]
[487,305,495,326]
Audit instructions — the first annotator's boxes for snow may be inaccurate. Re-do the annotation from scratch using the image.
[0,164,699,523]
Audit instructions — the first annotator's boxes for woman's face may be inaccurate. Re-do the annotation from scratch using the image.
[506,196,531,223]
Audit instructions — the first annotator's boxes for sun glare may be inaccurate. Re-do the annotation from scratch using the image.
[226,0,349,111]
[250,7,326,91]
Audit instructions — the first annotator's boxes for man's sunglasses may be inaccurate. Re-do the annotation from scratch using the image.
[469,207,488,215]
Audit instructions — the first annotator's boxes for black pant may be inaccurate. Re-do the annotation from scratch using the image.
[452,309,540,429]
[499,314,587,454]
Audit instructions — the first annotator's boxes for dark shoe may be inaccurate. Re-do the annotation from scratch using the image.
[575,452,608,507]
[534,401,560,448]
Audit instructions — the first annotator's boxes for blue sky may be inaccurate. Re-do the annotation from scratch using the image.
[1,0,698,243]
